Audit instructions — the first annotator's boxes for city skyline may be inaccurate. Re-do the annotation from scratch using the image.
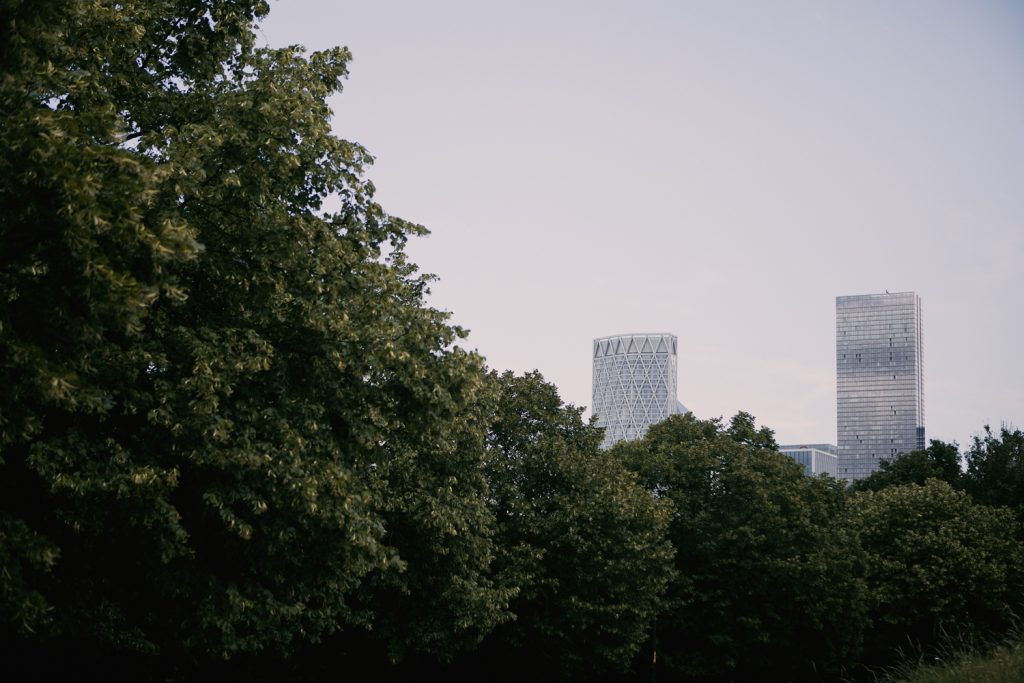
[263,2,1024,447]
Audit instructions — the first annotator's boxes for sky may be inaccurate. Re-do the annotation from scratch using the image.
[262,1,1024,448]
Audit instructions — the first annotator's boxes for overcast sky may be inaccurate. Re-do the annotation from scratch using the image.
[262,1,1023,448]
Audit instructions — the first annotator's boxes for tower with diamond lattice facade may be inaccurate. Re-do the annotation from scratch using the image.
[592,333,687,449]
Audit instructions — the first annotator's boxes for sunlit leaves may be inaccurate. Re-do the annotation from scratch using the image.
[1,0,504,666]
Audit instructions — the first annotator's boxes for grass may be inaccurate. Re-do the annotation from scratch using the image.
[887,638,1024,683]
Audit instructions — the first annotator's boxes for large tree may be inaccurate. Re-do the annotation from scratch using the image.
[962,425,1024,516]
[615,413,867,681]
[469,371,674,679]
[850,439,962,493]
[1,0,505,672]
[848,480,1024,664]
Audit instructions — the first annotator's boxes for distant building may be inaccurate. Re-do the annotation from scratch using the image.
[779,443,839,477]
[836,292,925,481]
[592,333,688,449]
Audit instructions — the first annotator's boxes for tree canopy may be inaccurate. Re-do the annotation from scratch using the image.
[962,425,1024,516]
[1,0,505,670]
[848,480,1024,663]
[4,2,1024,681]
[850,439,962,493]
[614,413,867,680]
[474,371,674,679]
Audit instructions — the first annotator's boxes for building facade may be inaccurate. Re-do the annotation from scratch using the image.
[836,292,924,481]
[778,443,839,477]
[592,333,687,449]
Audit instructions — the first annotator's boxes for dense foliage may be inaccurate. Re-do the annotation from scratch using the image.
[963,425,1024,515]
[3,2,1024,681]
[614,413,867,680]
[1,0,505,669]
[850,440,962,493]
[474,371,674,679]
[849,480,1024,664]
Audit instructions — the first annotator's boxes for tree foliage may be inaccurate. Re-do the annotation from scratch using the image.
[4,2,1024,679]
[615,413,867,681]
[1,0,505,668]
[850,440,962,493]
[473,371,674,679]
[962,425,1024,516]
[848,480,1024,663]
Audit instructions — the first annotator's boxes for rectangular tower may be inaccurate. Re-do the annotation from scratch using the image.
[836,292,924,481]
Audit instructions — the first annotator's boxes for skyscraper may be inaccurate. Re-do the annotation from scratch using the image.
[592,333,687,449]
[836,292,924,481]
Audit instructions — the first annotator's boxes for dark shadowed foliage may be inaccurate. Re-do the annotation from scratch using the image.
[850,440,962,493]
[848,480,1024,666]
[962,425,1024,517]
[465,371,674,680]
[615,413,868,681]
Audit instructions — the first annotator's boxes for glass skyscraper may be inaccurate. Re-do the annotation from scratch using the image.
[836,292,924,481]
[592,333,687,449]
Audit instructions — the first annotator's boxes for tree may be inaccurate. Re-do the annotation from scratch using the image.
[471,371,674,679]
[848,480,1024,664]
[962,425,1024,516]
[850,440,962,493]
[1,0,505,672]
[615,413,867,681]
[726,410,778,450]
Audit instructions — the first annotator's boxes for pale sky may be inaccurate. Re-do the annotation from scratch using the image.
[262,1,1023,448]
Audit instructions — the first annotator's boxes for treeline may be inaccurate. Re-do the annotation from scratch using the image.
[2,2,1023,681]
